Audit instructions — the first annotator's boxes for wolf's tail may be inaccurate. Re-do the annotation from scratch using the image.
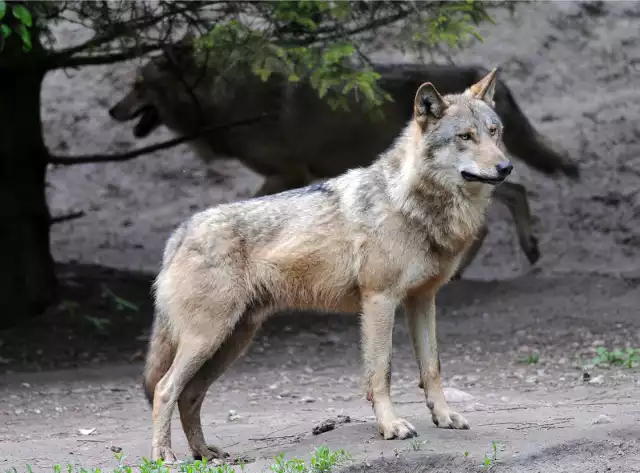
[494,79,580,181]
[141,316,176,406]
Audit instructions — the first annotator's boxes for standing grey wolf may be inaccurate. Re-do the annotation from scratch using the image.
[145,68,512,462]
[109,43,579,279]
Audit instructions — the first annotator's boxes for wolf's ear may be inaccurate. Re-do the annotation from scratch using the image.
[466,68,498,107]
[414,82,449,129]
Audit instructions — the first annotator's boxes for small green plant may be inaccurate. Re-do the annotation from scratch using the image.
[518,352,540,365]
[84,315,112,334]
[481,441,500,470]
[270,446,350,473]
[409,438,427,451]
[101,284,140,312]
[591,346,640,369]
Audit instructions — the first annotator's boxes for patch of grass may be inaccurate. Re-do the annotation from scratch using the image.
[101,284,140,312]
[8,447,350,473]
[481,440,500,471]
[518,352,540,365]
[409,438,427,452]
[591,346,640,369]
[271,446,350,473]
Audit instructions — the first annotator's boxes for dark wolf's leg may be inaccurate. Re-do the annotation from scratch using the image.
[178,308,268,461]
[493,181,540,265]
[452,181,540,280]
[451,225,489,280]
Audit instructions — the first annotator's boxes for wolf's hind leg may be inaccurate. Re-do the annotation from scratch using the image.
[178,307,268,461]
[151,306,247,462]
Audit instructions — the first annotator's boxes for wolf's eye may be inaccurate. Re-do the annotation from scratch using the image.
[458,132,472,141]
[489,126,498,136]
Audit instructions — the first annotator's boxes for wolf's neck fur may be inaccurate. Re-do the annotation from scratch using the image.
[378,122,493,253]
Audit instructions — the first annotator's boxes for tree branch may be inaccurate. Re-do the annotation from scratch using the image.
[45,1,225,70]
[49,113,278,166]
[47,43,164,69]
[50,211,86,225]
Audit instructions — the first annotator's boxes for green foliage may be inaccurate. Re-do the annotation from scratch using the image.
[194,0,495,116]
[0,0,501,115]
[481,440,500,470]
[0,1,34,52]
[518,352,540,364]
[7,447,349,473]
[270,446,350,473]
[592,346,640,369]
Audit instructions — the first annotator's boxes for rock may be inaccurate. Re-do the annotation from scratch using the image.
[588,375,604,385]
[300,396,316,403]
[443,387,474,403]
[228,409,242,421]
[591,414,613,425]
[312,415,351,435]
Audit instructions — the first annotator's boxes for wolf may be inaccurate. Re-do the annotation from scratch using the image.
[144,68,512,462]
[109,42,579,279]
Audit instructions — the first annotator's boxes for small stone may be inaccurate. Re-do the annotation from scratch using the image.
[312,415,351,435]
[589,375,604,385]
[110,446,122,453]
[443,387,474,403]
[591,414,613,425]
[300,396,316,403]
[228,409,242,421]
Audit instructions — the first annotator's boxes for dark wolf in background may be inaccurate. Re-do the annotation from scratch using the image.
[110,42,579,278]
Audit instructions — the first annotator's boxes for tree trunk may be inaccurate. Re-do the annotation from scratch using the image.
[0,40,57,328]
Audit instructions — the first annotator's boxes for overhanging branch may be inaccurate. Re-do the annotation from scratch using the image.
[49,113,278,166]
[47,43,164,69]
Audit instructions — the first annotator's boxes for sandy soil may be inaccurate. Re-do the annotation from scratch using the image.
[1,1,640,471]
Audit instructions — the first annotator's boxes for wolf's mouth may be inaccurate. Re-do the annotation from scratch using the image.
[133,106,161,138]
[460,171,505,185]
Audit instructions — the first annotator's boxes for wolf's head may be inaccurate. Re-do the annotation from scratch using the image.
[108,36,210,138]
[410,68,512,189]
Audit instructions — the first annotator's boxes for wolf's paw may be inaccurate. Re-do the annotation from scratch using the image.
[192,445,229,462]
[526,235,540,265]
[152,445,178,463]
[379,418,418,440]
[428,404,470,430]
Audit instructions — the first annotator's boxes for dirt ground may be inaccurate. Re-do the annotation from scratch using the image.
[1,1,640,471]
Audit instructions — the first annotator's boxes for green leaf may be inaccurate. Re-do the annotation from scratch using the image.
[0,1,6,21]
[1,24,10,38]
[16,23,31,51]
[12,3,32,27]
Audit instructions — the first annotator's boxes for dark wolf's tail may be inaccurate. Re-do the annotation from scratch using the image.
[141,316,176,406]
[494,78,580,180]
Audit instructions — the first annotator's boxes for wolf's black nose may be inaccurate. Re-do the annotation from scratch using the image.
[496,161,513,177]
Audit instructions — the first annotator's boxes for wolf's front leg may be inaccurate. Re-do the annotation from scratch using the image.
[405,292,470,430]
[362,292,417,440]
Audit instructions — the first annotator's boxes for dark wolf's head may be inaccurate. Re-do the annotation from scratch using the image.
[409,68,513,188]
[108,37,216,138]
